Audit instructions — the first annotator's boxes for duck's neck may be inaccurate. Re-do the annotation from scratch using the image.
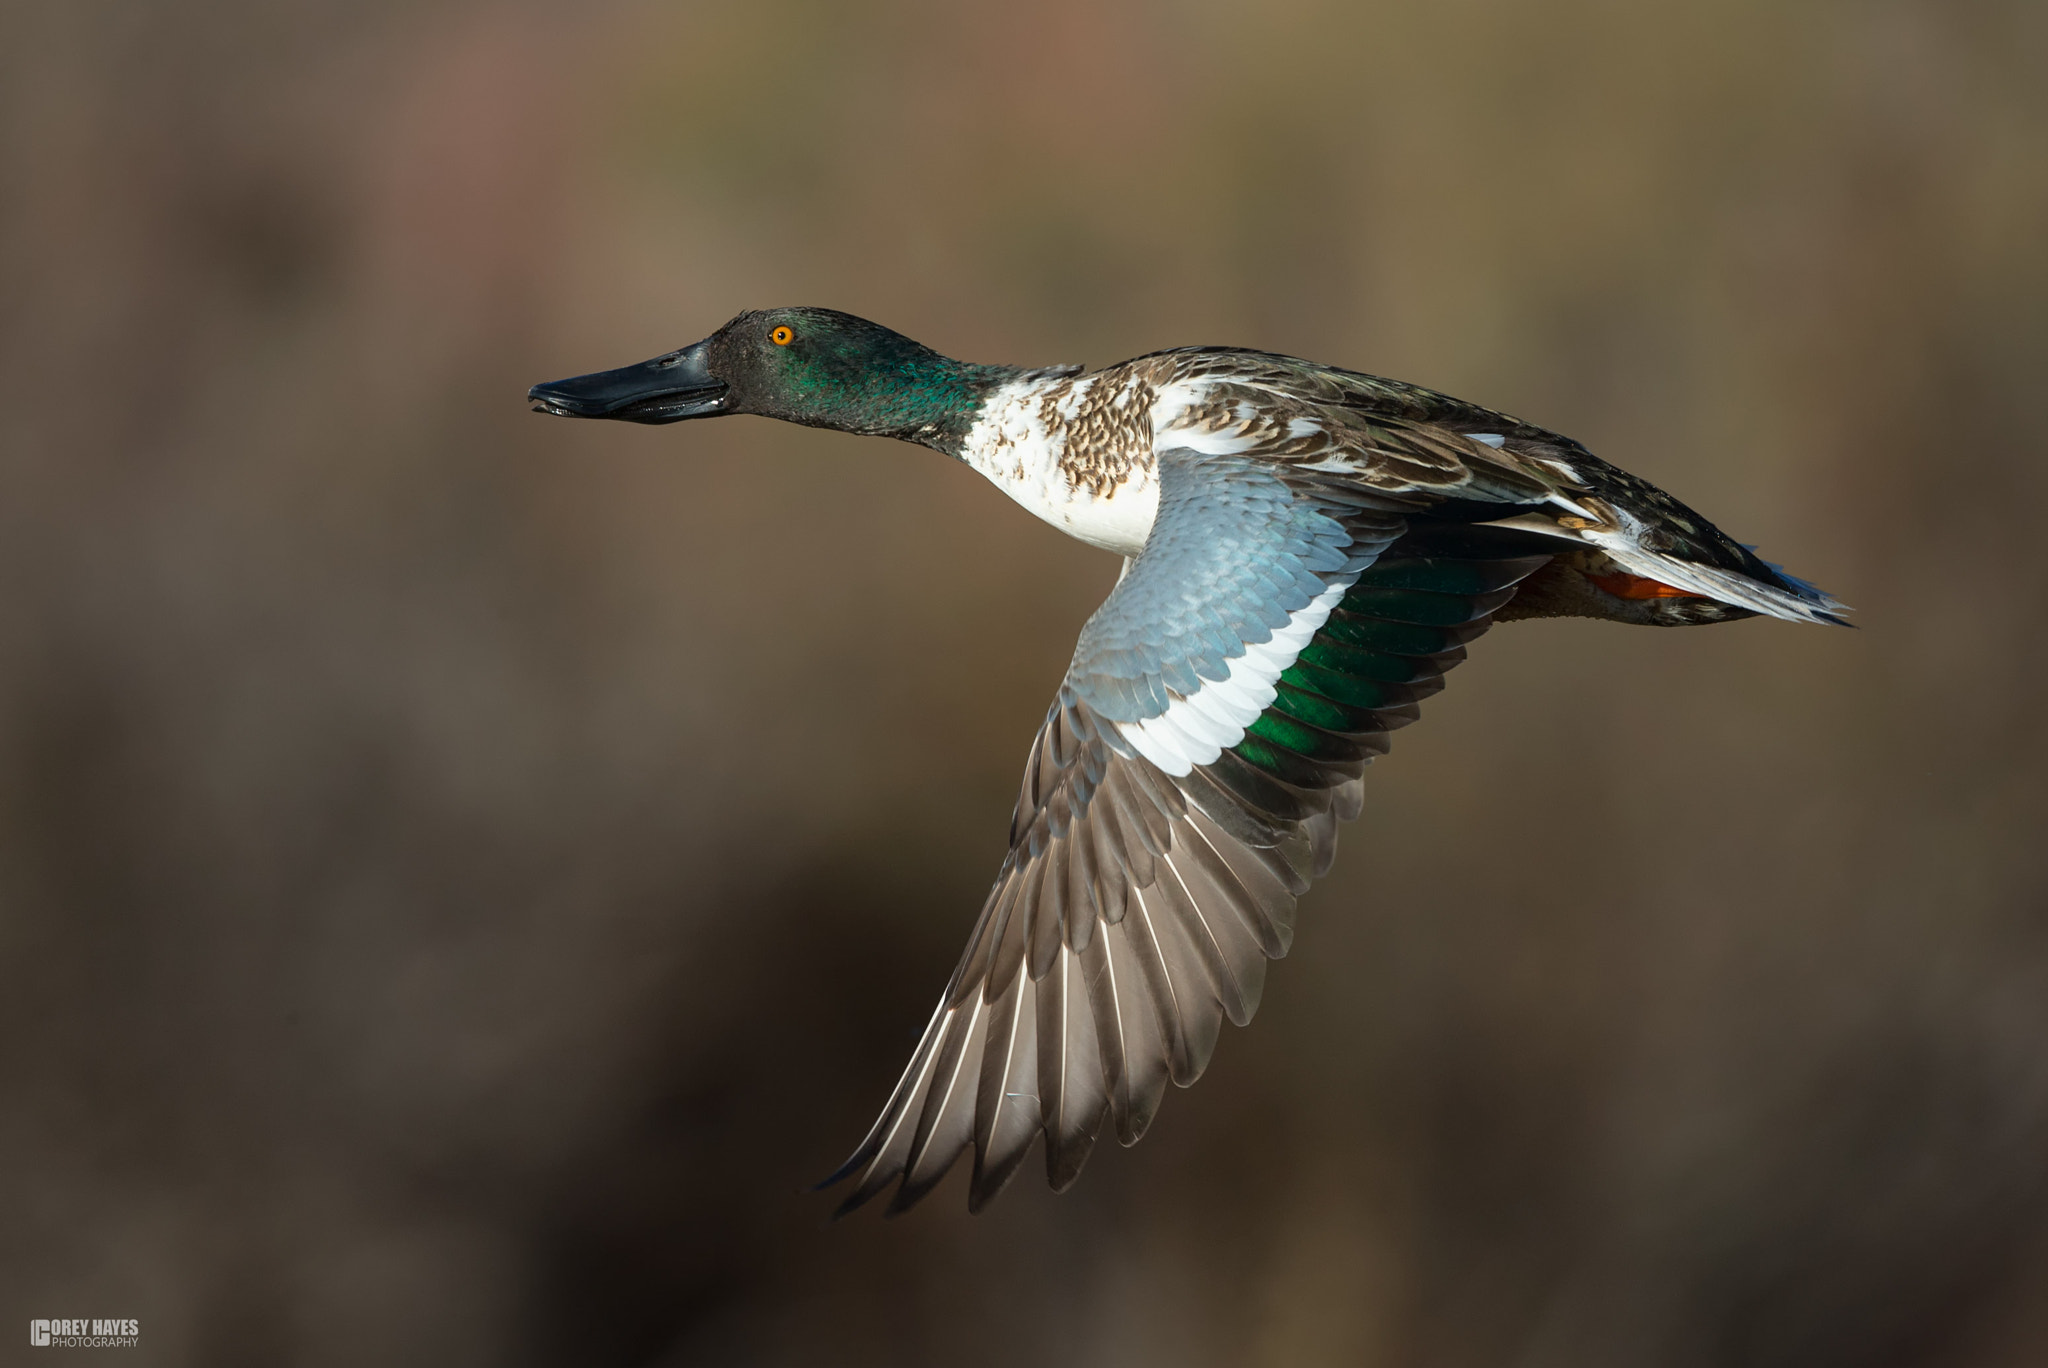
[852,357,1023,458]
[768,337,1023,458]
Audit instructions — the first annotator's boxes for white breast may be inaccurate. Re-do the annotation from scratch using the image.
[960,377,1159,557]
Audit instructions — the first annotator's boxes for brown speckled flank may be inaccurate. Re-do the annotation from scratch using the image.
[1038,370,1159,496]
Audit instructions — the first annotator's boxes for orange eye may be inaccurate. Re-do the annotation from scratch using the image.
[770,325,794,346]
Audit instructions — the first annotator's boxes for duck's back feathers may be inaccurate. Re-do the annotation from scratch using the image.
[1130,346,1850,627]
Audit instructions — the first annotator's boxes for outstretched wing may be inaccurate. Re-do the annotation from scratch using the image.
[820,448,1548,1214]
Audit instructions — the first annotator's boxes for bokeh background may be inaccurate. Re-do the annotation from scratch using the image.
[5,1,2046,1364]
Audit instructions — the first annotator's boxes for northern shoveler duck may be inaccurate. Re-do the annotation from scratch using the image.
[529,307,1849,1215]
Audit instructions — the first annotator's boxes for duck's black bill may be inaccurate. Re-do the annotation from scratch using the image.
[527,340,727,425]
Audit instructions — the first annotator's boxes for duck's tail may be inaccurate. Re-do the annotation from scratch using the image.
[1451,456,1852,629]
[1575,530,1853,627]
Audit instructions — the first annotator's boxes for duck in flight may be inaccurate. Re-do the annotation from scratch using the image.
[529,307,1849,1216]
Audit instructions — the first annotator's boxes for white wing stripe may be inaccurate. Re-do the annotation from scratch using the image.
[1119,719,1194,775]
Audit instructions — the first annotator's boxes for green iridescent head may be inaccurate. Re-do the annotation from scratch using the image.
[528,307,1014,455]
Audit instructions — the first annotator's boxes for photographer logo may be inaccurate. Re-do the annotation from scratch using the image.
[29,1319,139,1349]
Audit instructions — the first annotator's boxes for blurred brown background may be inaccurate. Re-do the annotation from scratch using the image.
[4,1,2046,1364]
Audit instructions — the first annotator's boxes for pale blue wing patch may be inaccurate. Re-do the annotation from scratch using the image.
[1119,579,1351,775]
[1067,449,1402,774]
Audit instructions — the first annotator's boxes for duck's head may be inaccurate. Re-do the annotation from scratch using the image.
[528,307,1013,453]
